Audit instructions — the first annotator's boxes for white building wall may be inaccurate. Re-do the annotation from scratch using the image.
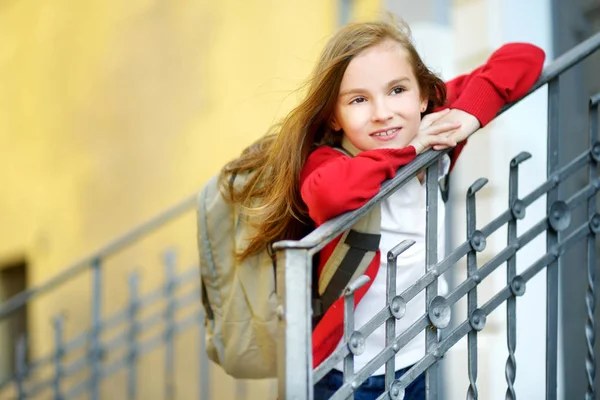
[448,0,555,399]
[387,0,557,399]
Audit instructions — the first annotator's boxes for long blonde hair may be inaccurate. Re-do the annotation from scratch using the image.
[220,19,447,259]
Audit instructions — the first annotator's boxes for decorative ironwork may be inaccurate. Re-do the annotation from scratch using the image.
[272,31,600,400]
[428,296,451,329]
[0,28,599,400]
[585,91,599,400]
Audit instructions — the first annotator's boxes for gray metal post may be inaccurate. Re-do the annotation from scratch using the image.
[127,271,139,400]
[163,251,176,400]
[466,178,487,399]
[341,274,370,399]
[387,240,415,394]
[90,258,103,400]
[276,248,312,400]
[15,334,27,400]
[425,162,440,399]
[546,78,560,400]
[507,152,531,399]
[385,247,398,391]
[585,95,599,400]
[53,315,65,400]
[343,283,356,389]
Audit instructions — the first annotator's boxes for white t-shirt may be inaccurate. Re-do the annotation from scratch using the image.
[335,155,450,375]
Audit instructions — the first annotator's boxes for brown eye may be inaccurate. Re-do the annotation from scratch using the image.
[391,87,405,95]
[350,96,366,104]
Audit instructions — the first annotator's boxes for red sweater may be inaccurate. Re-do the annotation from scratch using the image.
[300,43,545,369]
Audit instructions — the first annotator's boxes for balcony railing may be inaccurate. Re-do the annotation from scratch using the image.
[273,30,600,400]
[0,30,599,400]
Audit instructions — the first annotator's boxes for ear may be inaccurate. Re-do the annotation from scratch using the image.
[329,117,341,132]
[420,98,428,113]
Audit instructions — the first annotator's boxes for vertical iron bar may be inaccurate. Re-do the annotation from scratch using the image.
[343,288,355,392]
[164,251,176,400]
[506,153,529,399]
[53,315,65,400]
[341,276,369,399]
[198,306,209,400]
[466,179,486,399]
[386,249,398,390]
[275,248,312,400]
[127,271,140,400]
[90,258,102,400]
[585,98,598,400]
[546,77,560,400]
[386,240,415,393]
[15,334,27,400]
[425,162,440,399]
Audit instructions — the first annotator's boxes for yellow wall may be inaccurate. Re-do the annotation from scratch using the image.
[0,0,380,398]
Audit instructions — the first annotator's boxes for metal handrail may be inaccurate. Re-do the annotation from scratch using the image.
[276,30,600,400]
[1,30,599,323]
[273,30,600,252]
[0,193,197,319]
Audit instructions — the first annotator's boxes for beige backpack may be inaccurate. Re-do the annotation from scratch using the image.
[196,164,381,379]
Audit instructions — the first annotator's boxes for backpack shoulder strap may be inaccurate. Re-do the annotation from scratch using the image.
[310,145,381,324]
[311,145,450,324]
[312,205,382,323]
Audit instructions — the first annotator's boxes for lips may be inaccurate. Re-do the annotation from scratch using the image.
[370,127,400,141]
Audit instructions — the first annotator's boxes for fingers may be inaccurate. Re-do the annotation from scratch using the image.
[428,135,457,149]
[413,134,457,154]
[415,133,456,154]
[423,121,461,136]
[420,108,451,127]
[416,111,461,153]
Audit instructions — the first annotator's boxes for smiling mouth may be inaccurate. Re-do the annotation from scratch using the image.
[370,128,400,140]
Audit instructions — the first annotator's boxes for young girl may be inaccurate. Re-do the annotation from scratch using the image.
[221,19,544,400]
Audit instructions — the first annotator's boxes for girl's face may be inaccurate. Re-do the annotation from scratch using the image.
[331,39,427,152]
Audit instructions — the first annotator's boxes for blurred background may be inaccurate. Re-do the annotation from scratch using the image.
[0,0,599,399]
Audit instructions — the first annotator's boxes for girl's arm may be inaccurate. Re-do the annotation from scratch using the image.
[436,42,546,166]
[301,111,460,224]
[443,42,546,126]
[300,146,416,225]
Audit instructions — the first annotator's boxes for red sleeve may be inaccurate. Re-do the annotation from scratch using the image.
[439,42,545,167]
[442,42,546,127]
[300,146,416,225]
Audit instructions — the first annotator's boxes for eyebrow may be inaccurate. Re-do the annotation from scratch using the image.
[339,77,411,98]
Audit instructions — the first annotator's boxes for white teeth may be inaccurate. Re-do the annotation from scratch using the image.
[373,128,398,137]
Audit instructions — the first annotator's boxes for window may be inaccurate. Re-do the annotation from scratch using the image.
[0,259,28,382]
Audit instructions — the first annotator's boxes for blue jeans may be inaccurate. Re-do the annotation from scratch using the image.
[313,366,425,400]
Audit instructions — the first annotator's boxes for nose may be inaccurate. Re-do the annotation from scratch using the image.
[371,98,393,123]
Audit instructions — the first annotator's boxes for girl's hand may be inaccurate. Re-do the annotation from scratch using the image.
[430,109,481,150]
[410,109,461,155]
